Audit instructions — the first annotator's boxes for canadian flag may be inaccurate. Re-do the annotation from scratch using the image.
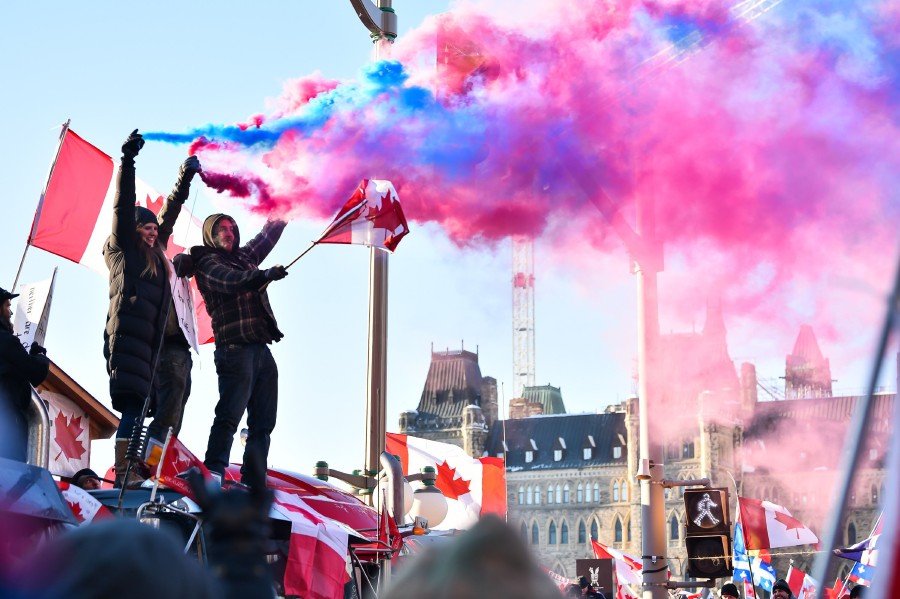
[56,481,112,524]
[591,538,642,586]
[145,433,211,502]
[317,179,409,252]
[29,125,213,344]
[737,496,819,550]
[786,565,818,599]
[385,432,506,530]
[271,490,352,599]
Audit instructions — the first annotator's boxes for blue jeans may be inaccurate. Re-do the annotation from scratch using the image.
[147,343,193,443]
[204,343,278,484]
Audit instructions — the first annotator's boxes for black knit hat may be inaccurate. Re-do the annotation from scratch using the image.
[134,206,157,227]
[720,582,739,597]
[773,579,791,593]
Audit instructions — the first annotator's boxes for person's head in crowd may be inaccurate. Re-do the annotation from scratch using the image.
[772,579,793,599]
[383,515,561,599]
[720,582,739,598]
[0,288,18,332]
[70,468,102,491]
[565,583,583,597]
[18,518,217,599]
[849,586,866,598]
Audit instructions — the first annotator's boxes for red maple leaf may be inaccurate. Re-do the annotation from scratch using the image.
[67,500,85,523]
[435,460,471,501]
[54,412,86,462]
[773,510,807,538]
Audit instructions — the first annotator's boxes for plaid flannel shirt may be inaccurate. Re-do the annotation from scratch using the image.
[194,219,287,345]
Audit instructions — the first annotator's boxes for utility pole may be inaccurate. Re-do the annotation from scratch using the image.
[563,157,667,599]
[349,0,397,503]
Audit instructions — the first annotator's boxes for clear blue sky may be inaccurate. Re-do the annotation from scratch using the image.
[0,2,892,475]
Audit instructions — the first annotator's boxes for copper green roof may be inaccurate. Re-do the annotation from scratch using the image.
[522,384,566,415]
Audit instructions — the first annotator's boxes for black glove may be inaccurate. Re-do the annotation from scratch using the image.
[29,343,47,356]
[172,253,194,278]
[263,265,288,282]
[121,129,144,158]
[178,155,202,183]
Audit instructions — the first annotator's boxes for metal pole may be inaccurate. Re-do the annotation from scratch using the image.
[635,189,667,598]
[363,2,395,502]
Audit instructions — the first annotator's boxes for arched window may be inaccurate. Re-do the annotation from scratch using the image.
[535,487,541,505]
[561,522,569,544]
[591,520,598,541]
[532,523,539,545]
[577,484,584,503]
[520,522,528,543]
[848,523,857,546]
[613,481,620,502]
[614,517,623,543]
[527,486,533,505]
[548,484,555,505]
[549,522,557,545]
[556,485,562,504]
[622,480,629,502]
[593,483,600,503]
[670,515,680,540]
[578,521,586,544]
[626,517,631,542]
[518,486,524,505]
[563,484,570,503]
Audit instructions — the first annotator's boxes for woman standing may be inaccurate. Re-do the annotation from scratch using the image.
[103,129,171,488]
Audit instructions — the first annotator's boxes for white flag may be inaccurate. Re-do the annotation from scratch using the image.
[13,268,57,351]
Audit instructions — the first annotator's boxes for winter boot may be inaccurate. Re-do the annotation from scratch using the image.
[114,438,146,489]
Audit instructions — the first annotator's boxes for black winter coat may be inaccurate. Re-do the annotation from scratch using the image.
[103,156,171,411]
[0,326,49,411]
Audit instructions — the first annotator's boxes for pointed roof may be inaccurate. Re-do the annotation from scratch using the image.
[415,349,485,419]
[790,324,825,364]
[521,384,566,415]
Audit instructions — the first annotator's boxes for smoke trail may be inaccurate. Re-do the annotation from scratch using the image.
[146,0,899,401]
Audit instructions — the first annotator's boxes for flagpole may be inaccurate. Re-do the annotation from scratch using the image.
[810,251,900,598]
[13,119,70,291]
[149,428,174,504]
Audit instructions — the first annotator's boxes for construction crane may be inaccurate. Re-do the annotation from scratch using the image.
[512,236,535,399]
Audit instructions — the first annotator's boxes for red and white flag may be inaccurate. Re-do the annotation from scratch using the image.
[538,565,571,592]
[737,496,819,550]
[29,125,213,344]
[385,432,506,530]
[786,565,818,599]
[145,434,211,502]
[743,580,757,598]
[591,538,642,586]
[318,179,409,252]
[56,481,112,524]
[271,490,352,599]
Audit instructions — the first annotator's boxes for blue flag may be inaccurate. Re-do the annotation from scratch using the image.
[733,520,777,592]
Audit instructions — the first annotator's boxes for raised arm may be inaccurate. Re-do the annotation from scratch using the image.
[109,130,144,251]
[158,155,201,250]
[241,219,288,266]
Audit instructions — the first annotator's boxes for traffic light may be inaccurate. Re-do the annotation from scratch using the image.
[682,487,733,579]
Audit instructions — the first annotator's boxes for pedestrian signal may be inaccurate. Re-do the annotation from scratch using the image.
[683,488,732,579]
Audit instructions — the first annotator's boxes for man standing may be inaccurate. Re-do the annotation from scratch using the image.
[191,214,288,486]
[0,288,50,461]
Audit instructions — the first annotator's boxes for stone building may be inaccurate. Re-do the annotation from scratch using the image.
[397,324,890,584]
[398,347,498,458]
